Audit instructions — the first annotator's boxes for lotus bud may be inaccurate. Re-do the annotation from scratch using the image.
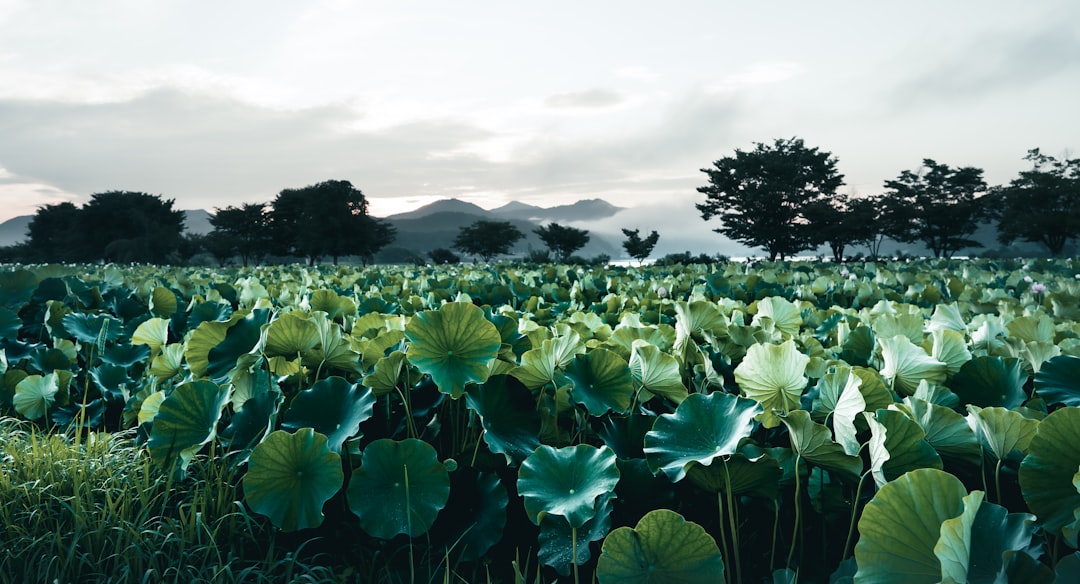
[1032,282,1047,293]
[1024,275,1033,283]
[657,286,668,298]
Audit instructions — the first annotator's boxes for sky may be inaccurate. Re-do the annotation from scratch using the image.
[0,1,1077,254]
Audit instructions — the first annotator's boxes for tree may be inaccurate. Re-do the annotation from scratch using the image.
[269,180,395,265]
[881,159,989,258]
[27,202,86,262]
[621,228,660,263]
[534,222,590,262]
[696,137,845,261]
[803,193,887,262]
[428,248,460,265]
[994,149,1080,256]
[209,203,271,266]
[452,220,524,262]
[80,191,186,263]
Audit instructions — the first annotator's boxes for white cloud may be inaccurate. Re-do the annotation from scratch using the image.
[544,89,623,109]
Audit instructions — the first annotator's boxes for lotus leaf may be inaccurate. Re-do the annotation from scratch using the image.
[243,428,343,532]
[733,339,808,428]
[149,286,178,318]
[854,468,967,583]
[263,311,320,358]
[346,438,450,539]
[781,410,863,482]
[927,302,966,334]
[90,363,131,401]
[518,444,620,528]
[0,269,38,309]
[812,365,866,455]
[185,313,244,378]
[629,341,688,404]
[149,343,185,378]
[673,300,727,355]
[538,494,613,576]
[872,311,925,345]
[1019,407,1080,540]
[13,372,60,420]
[309,289,356,321]
[878,335,947,396]
[950,356,1027,408]
[207,309,267,383]
[62,313,122,346]
[186,300,233,331]
[0,307,20,340]
[565,348,635,416]
[1033,354,1080,407]
[596,508,725,584]
[897,398,981,466]
[220,389,281,450]
[281,376,374,452]
[137,390,165,425]
[966,405,1039,462]
[1006,313,1055,344]
[404,302,502,398]
[303,315,362,375]
[101,342,151,368]
[686,445,782,500]
[865,409,943,488]
[841,325,875,367]
[131,317,170,357]
[464,374,541,465]
[510,333,584,390]
[644,392,761,482]
[428,469,507,562]
[753,296,802,337]
[147,380,229,475]
[930,329,972,377]
[934,490,1040,583]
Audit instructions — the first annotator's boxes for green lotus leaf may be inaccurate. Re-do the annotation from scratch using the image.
[812,365,866,455]
[405,302,502,398]
[610,324,675,355]
[927,302,966,334]
[0,269,38,309]
[229,364,276,410]
[309,289,356,321]
[781,409,863,482]
[1006,313,1055,344]
[184,313,244,378]
[101,342,151,368]
[753,296,802,338]
[131,317,170,358]
[854,468,967,583]
[896,397,981,466]
[13,372,60,420]
[1033,354,1080,407]
[1019,407,1080,539]
[866,409,943,488]
[912,379,961,409]
[346,438,450,539]
[61,313,122,345]
[149,343,185,378]
[429,469,508,562]
[673,300,727,352]
[0,307,21,340]
[872,311,925,345]
[510,333,584,391]
[243,428,344,532]
[1021,340,1060,375]
[841,325,875,368]
[565,348,635,416]
[464,374,541,465]
[149,286,178,318]
[1057,552,1080,582]
[629,341,688,404]
[966,405,1039,462]
[359,329,406,371]
[930,329,972,378]
[934,490,1040,584]
[220,389,281,451]
[147,380,229,476]
[597,508,725,584]
[90,363,131,401]
[878,335,947,397]
[138,390,165,425]
[303,315,362,375]
[518,444,620,528]
[733,339,808,428]
[686,445,782,500]
[949,356,1027,409]
[538,494,614,576]
[207,309,267,383]
[263,311,320,359]
[281,376,375,453]
[644,392,761,482]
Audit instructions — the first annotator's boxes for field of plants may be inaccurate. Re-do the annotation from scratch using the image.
[2,258,1080,583]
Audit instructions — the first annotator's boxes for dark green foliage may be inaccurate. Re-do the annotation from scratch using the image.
[427,247,460,264]
[452,219,524,261]
[621,228,659,263]
[994,149,1080,256]
[534,222,590,262]
[209,203,272,266]
[697,137,845,261]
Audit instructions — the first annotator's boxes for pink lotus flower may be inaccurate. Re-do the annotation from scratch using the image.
[1032,282,1047,293]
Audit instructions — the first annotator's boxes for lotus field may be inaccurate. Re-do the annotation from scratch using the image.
[3,259,1080,582]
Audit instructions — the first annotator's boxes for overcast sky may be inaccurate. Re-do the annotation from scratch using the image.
[0,1,1077,252]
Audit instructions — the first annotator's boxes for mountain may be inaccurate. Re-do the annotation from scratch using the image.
[489,198,623,222]
[182,209,214,235]
[0,215,31,247]
[384,199,491,221]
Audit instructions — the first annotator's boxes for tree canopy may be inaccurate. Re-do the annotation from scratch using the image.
[534,223,590,262]
[269,180,395,265]
[696,137,845,261]
[453,220,524,262]
[994,149,1080,256]
[209,203,271,266]
[621,228,660,263]
[881,159,989,258]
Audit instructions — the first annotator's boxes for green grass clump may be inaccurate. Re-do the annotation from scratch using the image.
[0,417,344,584]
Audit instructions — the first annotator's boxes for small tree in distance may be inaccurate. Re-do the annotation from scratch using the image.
[534,222,590,262]
[621,228,660,264]
[453,220,524,262]
[428,248,460,265]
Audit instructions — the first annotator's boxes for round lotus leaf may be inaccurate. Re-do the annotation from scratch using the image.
[538,494,614,576]
[61,313,122,345]
[101,342,151,368]
[464,374,541,465]
[854,468,967,583]
[243,428,343,532]
[147,380,229,476]
[644,391,761,482]
[309,289,356,321]
[898,397,981,466]
[221,389,282,450]
[629,342,688,404]
[0,269,39,309]
[90,363,132,402]
[1019,407,1080,539]
[13,372,60,420]
[686,446,782,500]
[263,311,320,359]
[733,339,808,428]
[186,301,233,332]
[1033,354,1080,407]
[149,286,178,318]
[966,405,1039,462]
[565,348,635,416]
[518,444,620,528]
[596,508,725,584]
[865,409,943,489]
[404,302,502,398]
[346,438,450,539]
[877,335,947,397]
[949,356,1027,409]
[206,309,268,383]
[752,296,802,337]
[811,365,867,456]
[281,376,375,453]
[510,333,584,391]
[0,307,21,340]
[780,410,863,483]
[184,315,243,378]
[933,490,1040,583]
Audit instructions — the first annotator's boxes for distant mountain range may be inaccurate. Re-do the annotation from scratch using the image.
[0,209,215,247]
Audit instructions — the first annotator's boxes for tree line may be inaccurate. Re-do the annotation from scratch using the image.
[697,138,1080,261]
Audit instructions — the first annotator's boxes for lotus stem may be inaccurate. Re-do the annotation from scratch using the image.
[994,458,1004,505]
[723,459,742,584]
[717,491,731,584]
[787,453,802,569]
[572,526,580,584]
[404,463,415,584]
[843,470,871,559]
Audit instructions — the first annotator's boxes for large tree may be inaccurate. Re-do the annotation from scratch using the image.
[534,223,590,262]
[209,203,271,266]
[994,149,1080,256]
[621,228,660,264]
[881,159,989,258]
[269,180,395,265]
[26,202,86,262]
[80,191,186,263]
[696,137,845,261]
[803,193,889,262]
[453,220,524,262]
